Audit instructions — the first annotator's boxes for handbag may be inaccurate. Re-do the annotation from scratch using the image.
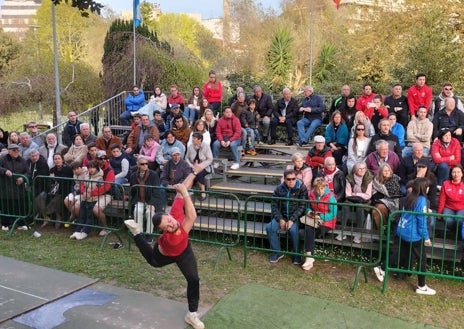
[345,195,369,204]
[300,213,320,228]
[47,181,60,197]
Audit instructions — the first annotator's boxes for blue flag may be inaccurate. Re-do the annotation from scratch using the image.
[133,0,141,27]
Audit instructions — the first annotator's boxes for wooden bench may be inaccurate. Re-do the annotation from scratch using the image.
[209,182,275,195]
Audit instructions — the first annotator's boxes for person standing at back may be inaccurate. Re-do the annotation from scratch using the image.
[407,73,432,120]
[202,70,223,115]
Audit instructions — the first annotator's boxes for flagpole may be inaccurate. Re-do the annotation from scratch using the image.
[309,0,314,86]
[133,18,136,86]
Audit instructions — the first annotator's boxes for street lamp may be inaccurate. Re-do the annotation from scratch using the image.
[52,1,62,143]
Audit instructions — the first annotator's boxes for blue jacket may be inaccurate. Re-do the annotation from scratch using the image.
[301,94,325,120]
[390,123,405,147]
[396,195,429,242]
[271,179,308,222]
[325,123,349,147]
[124,90,146,112]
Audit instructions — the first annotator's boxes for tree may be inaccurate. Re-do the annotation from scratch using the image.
[0,31,20,78]
[53,0,103,16]
[266,28,293,92]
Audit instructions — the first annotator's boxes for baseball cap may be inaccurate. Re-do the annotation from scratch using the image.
[96,150,107,159]
[313,135,325,143]
[7,144,20,150]
[170,147,181,155]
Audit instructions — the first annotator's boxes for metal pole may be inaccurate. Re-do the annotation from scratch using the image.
[309,0,314,86]
[52,1,62,143]
[133,19,136,85]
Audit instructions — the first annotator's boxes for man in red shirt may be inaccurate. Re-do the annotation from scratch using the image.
[124,173,204,329]
[355,84,377,119]
[407,73,432,119]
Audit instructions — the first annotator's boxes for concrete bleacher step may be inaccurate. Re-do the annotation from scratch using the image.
[193,197,272,214]
[241,153,293,164]
[256,142,312,155]
[225,167,283,179]
[209,182,275,195]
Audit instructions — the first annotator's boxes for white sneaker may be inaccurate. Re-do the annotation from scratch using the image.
[2,226,9,231]
[98,229,110,237]
[335,234,346,241]
[124,220,141,235]
[17,225,29,231]
[70,232,80,239]
[301,257,315,271]
[230,163,240,170]
[184,312,205,329]
[416,284,436,295]
[353,236,361,244]
[213,162,219,169]
[374,266,385,282]
[76,232,88,240]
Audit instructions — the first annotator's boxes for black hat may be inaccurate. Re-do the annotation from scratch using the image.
[415,158,429,168]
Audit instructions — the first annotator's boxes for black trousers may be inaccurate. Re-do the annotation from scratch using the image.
[134,234,200,312]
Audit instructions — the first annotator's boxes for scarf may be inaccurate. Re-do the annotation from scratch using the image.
[136,170,150,202]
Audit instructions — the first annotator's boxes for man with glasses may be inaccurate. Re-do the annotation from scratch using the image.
[433,83,464,117]
[265,169,308,264]
[27,121,44,147]
[120,86,146,126]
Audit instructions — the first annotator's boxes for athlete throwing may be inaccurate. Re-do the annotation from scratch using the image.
[124,173,205,329]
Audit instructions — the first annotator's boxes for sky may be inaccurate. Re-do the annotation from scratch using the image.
[101,0,282,19]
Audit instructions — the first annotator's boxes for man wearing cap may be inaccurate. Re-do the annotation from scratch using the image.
[432,97,464,142]
[0,144,30,230]
[165,104,183,131]
[305,135,332,178]
[297,86,326,146]
[399,143,433,194]
[160,147,192,187]
[120,86,146,126]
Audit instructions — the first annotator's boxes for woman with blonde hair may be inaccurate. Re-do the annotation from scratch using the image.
[284,152,312,190]
[351,111,375,138]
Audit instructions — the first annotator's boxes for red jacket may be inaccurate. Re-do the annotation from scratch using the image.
[308,188,337,229]
[203,81,223,103]
[90,160,115,197]
[407,84,432,116]
[355,93,377,119]
[431,137,461,166]
[215,114,242,142]
[438,180,464,213]
[167,93,185,107]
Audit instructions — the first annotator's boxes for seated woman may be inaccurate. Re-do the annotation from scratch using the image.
[350,111,375,138]
[315,156,345,202]
[149,86,167,115]
[184,86,203,126]
[7,131,19,146]
[155,131,185,169]
[201,108,217,147]
[284,152,312,190]
[185,132,213,201]
[325,110,349,165]
[300,177,337,271]
[346,122,371,174]
[64,134,88,164]
[371,163,401,231]
[337,162,373,243]
[139,134,160,171]
[187,119,211,148]
[431,127,461,186]
[438,164,464,241]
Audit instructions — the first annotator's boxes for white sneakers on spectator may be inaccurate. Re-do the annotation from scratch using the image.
[213,162,219,169]
[230,163,240,170]
[17,225,29,231]
[99,229,110,237]
[184,311,205,329]
[416,284,436,295]
[124,220,141,235]
[374,266,385,282]
[301,252,315,270]
[69,232,88,240]
[2,226,9,231]
[335,234,346,241]
[353,235,361,244]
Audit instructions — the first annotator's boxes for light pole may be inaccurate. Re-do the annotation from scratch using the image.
[29,24,44,122]
[52,1,62,143]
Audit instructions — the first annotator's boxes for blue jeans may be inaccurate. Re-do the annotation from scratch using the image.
[242,127,256,149]
[265,218,299,254]
[297,117,322,143]
[212,139,241,163]
[442,208,464,239]
[120,110,133,126]
[436,163,450,185]
[183,107,198,123]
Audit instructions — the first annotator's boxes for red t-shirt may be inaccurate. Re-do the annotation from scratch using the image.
[158,197,189,256]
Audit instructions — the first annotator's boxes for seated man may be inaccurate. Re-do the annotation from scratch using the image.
[269,88,299,145]
[366,139,400,175]
[266,169,308,264]
[79,123,97,146]
[120,86,145,126]
[212,107,242,170]
[305,135,332,179]
[96,126,123,158]
[296,86,325,146]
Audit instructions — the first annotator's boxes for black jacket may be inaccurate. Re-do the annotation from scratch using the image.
[271,179,308,222]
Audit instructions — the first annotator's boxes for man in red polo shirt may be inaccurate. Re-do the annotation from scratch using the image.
[407,73,432,119]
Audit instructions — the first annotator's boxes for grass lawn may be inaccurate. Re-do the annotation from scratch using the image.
[1,227,462,328]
